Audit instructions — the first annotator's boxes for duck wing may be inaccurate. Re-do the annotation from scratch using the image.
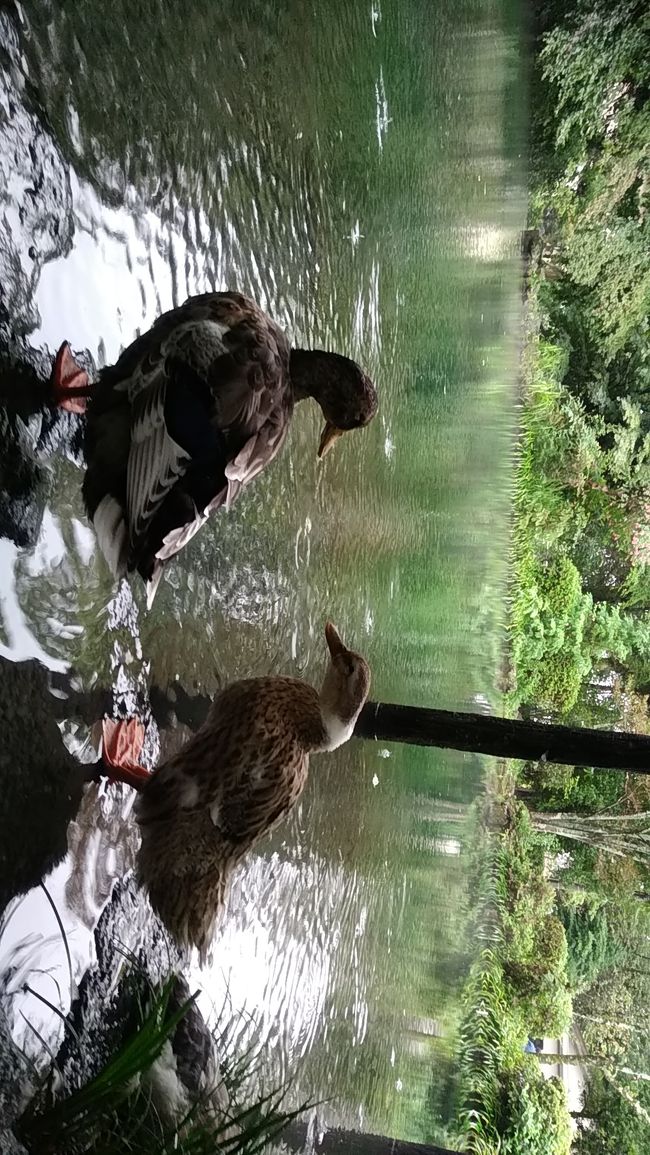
[116,293,291,588]
[204,679,317,848]
[138,678,316,846]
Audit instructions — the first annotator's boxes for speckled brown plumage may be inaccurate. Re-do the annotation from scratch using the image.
[134,623,371,960]
[79,291,378,605]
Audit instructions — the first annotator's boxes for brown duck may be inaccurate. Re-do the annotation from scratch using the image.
[100,622,370,960]
[52,292,378,605]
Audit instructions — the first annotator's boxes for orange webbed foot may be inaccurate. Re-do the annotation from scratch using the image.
[52,342,91,414]
[101,717,150,790]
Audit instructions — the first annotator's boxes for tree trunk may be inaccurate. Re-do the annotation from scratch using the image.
[354,701,650,773]
[49,671,650,774]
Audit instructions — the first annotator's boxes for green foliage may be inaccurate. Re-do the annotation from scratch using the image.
[496,805,574,1046]
[582,1067,650,1150]
[512,555,592,712]
[539,0,648,157]
[512,0,650,725]
[504,914,572,1038]
[499,1068,572,1155]
[459,795,575,1151]
[559,903,623,993]
[537,0,650,361]
[536,915,570,973]
[19,977,305,1155]
[458,949,508,1154]
[576,1070,650,1155]
[520,972,573,1039]
[522,760,623,812]
[511,344,650,714]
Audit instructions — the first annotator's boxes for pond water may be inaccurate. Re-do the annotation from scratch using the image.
[0,0,526,1145]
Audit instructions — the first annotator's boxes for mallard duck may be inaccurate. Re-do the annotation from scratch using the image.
[51,292,378,606]
[98,622,370,960]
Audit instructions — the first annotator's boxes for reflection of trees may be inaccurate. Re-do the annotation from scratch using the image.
[0,657,83,912]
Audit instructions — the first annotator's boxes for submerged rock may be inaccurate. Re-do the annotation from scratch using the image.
[0,409,48,548]
[0,335,86,549]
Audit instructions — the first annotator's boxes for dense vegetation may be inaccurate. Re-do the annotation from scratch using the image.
[457,787,573,1155]
[459,1,650,1151]
[511,0,650,724]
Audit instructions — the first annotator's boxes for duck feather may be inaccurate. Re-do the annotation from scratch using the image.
[79,290,377,599]
[83,293,292,587]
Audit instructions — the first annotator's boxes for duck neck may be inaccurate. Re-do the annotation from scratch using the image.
[318,707,357,752]
[289,348,334,404]
[316,673,363,752]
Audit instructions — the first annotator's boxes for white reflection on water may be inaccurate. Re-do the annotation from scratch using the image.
[0,536,69,671]
[32,164,383,385]
[33,172,217,365]
[0,834,374,1092]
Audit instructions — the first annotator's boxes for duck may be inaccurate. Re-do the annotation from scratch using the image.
[98,621,370,960]
[51,292,378,606]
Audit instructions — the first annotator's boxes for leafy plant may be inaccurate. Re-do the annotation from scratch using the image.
[559,902,623,993]
[18,977,306,1155]
[499,1068,572,1155]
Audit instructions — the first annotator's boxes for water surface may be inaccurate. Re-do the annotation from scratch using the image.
[0,0,525,1143]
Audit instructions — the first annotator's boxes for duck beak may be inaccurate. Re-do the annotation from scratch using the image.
[318,421,345,459]
[325,621,346,657]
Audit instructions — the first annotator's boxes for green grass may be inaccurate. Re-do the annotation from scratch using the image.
[18,975,307,1155]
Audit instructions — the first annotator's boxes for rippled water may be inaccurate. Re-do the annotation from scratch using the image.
[0,0,526,1143]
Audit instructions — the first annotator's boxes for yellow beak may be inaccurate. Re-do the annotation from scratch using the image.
[318,421,345,459]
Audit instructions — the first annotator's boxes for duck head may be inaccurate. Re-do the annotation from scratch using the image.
[289,349,378,458]
[319,621,371,751]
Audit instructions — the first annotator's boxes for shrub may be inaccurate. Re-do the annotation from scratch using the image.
[522,760,623,812]
[559,902,623,992]
[499,1068,572,1155]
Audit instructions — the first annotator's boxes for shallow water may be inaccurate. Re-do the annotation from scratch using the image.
[0,0,526,1143]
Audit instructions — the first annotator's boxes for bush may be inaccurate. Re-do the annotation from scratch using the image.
[522,760,623,812]
[505,966,573,1038]
[535,915,569,974]
[499,1068,572,1155]
[512,555,593,713]
[559,902,623,992]
[528,974,573,1038]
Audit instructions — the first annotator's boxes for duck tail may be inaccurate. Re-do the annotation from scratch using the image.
[143,864,230,965]
[136,810,231,963]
